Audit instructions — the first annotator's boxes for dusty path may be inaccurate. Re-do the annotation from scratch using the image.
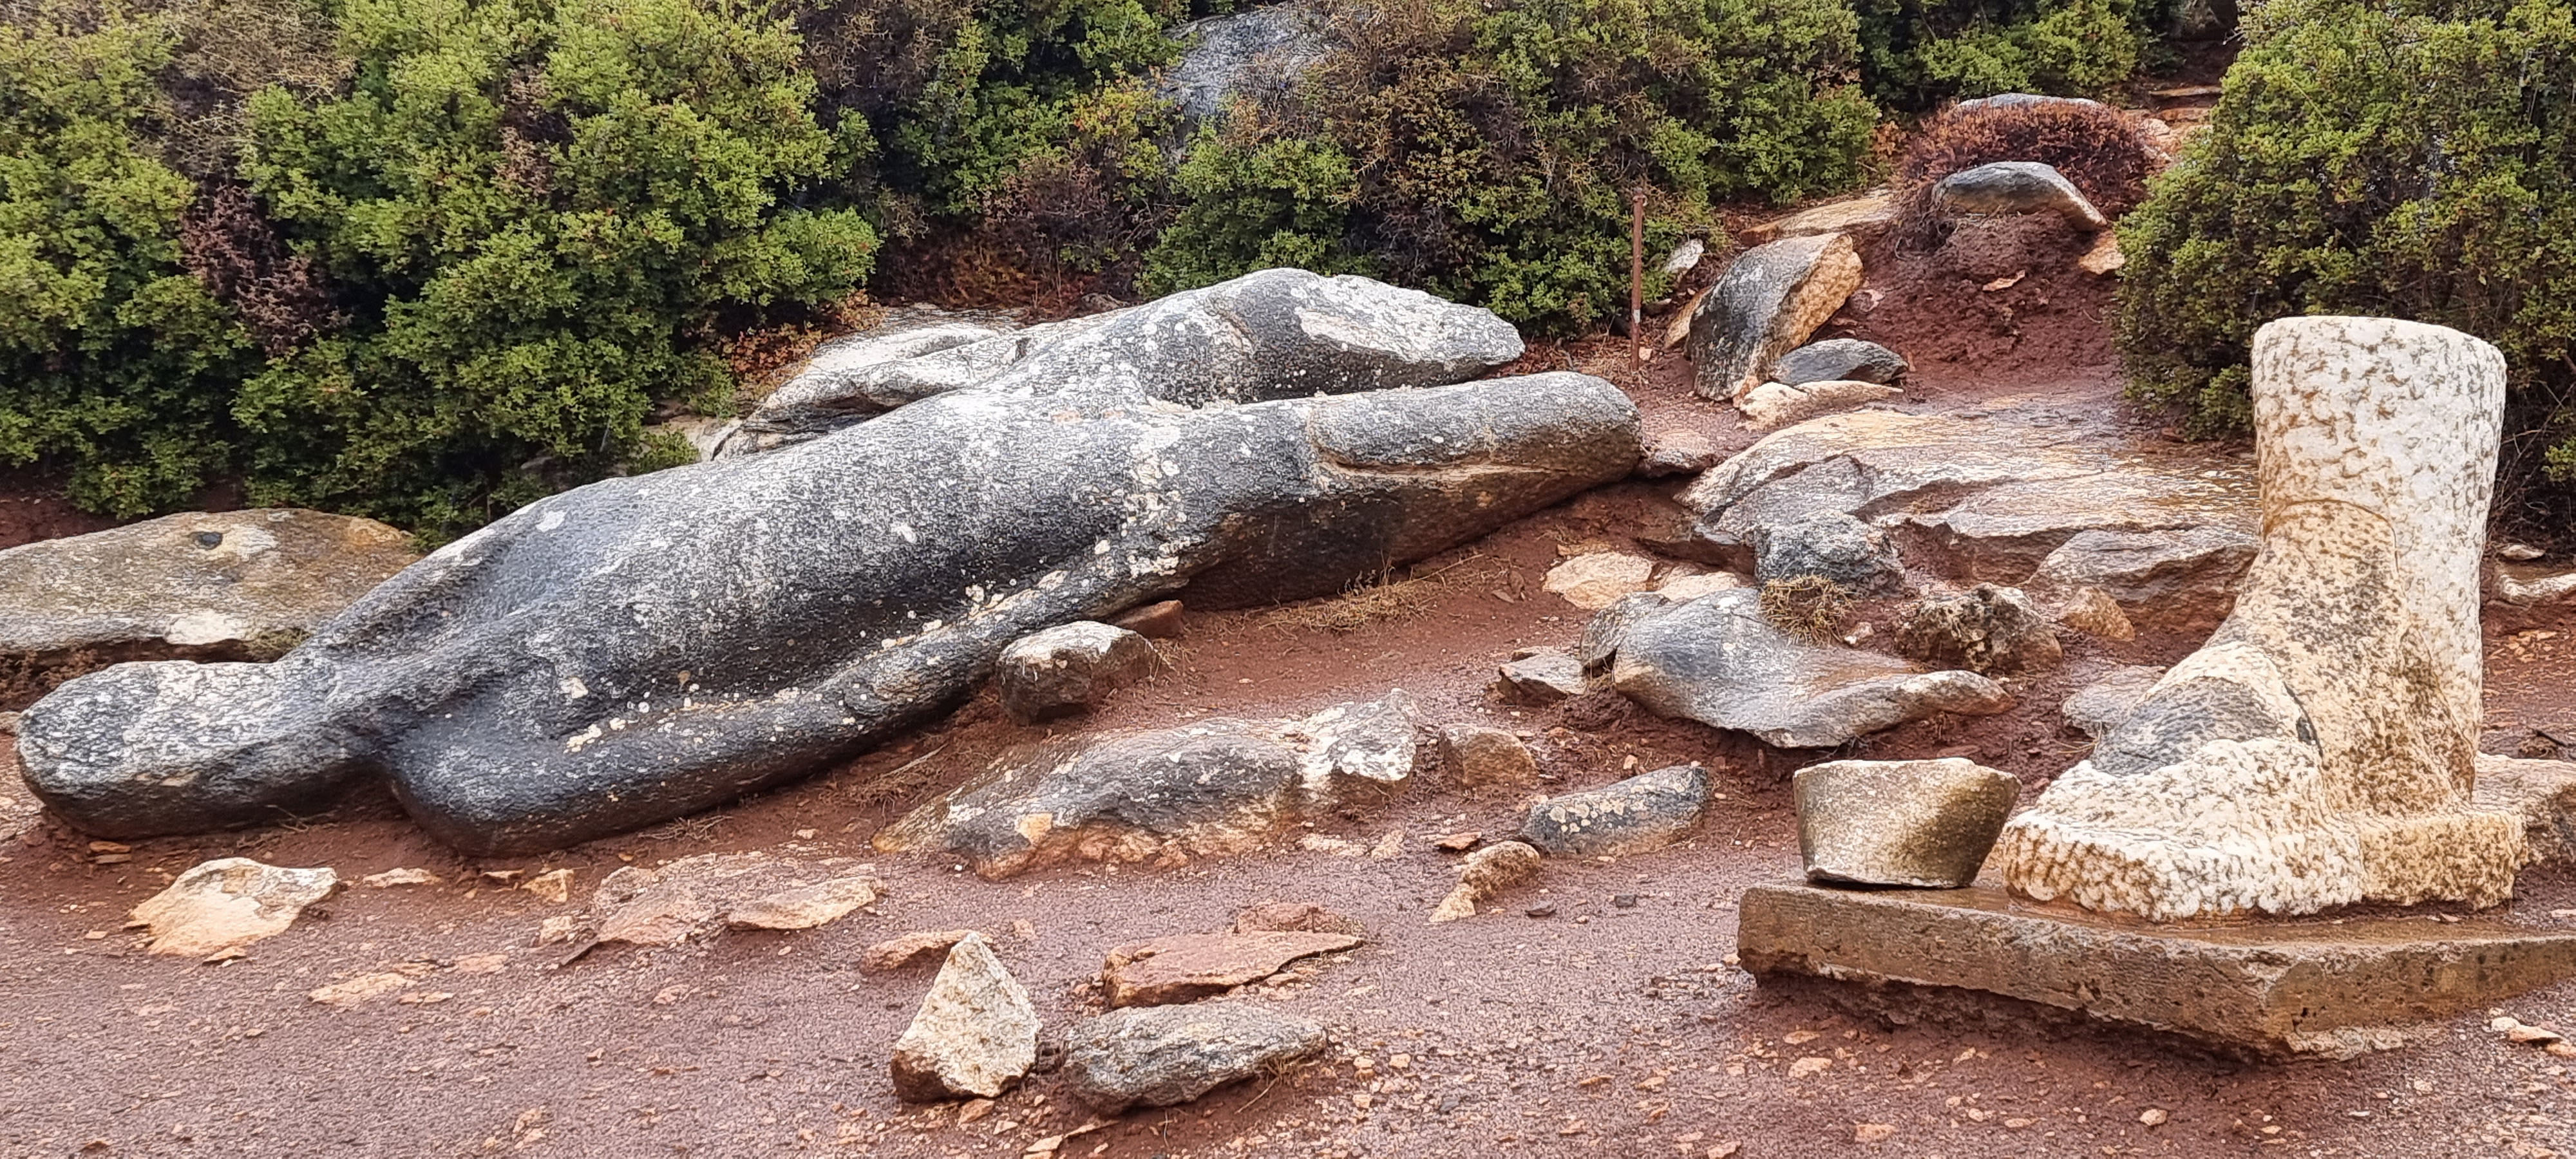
[8,224,2576,1159]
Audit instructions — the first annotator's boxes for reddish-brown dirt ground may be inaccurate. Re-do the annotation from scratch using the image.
[10,161,2576,1158]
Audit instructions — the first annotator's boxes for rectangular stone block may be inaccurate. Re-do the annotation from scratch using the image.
[1736,881,2576,1058]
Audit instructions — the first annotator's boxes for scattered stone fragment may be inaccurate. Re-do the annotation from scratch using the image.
[891,933,1041,1101]
[2023,527,2258,636]
[2139,1108,2169,1127]
[595,883,719,948]
[1432,831,1482,852]
[1232,901,1365,937]
[1933,162,2108,230]
[1795,758,2020,888]
[2078,233,2126,276]
[2472,755,2576,866]
[361,868,439,889]
[866,929,981,971]
[2500,542,2546,562]
[1542,552,1660,610]
[1439,724,1540,789]
[1110,599,1186,639]
[2060,666,2166,740]
[1637,429,1722,478]
[1519,764,1711,857]
[520,868,573,904]
[1103,930,1361,1006]
[1738,380,1902,432]
[996,621,1161,724]
[1738,192,1898,248]
[2508,1022,2564,1045]
[1686,234,1864,401]
[1751,513,1902,594]
[1853,1123,1897,1143]
[1493,650,1586,705]
[878,693,1424,878]
[536,916,580,945]
[129,858,339,959]
[724,874,883,930]
[1893,585,2063,675]
[2052,585,2136,641]
[1428,840,1542,923]
[589,852,862,945]
[2498,570,2576,605]
[308,967,430,1006]
[1769,339,1909,387]
[1606,589,2009,748]
[1065,1004,1328,1114]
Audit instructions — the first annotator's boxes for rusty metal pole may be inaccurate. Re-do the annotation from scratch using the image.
[1629,188,1645,377]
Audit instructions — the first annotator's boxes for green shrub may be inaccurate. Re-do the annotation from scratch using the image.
[1141,0,1878,333]
[1855,0,2145,110]
[2116,0,2576,529]
[0,6,260,516]
[236,0,878,534]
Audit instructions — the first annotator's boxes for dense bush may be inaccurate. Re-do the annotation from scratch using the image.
[2116,0,2576,531]
[1854,0,2146,110]
[1891,96,2156,243]
[1142,0,1880,332]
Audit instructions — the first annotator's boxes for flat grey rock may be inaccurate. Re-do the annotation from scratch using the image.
[18,270,1633,850]
[1604,589,2011,748]
[1769,338,1909,386]
[1520,763,1710,856]
[1065,1004,1328,1114]
[1933,162,2108,230]
[2023,527,2259,636]
[1794,757,2018,887]
[1493,650,1586,705]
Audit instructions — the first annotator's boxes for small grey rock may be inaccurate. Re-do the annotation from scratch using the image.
[1520,763,1710,856]
[1752,512,1902,594]
[1637,429,1721,478]
[1933,162,2108,231]
[1893,584,2063,675]
[1064,1004,1328,1114]
[1794,757,2020,887]
[2060,665,2166,740]
[996,621,1159,724]
[1768,339,1910,387]
[1493,650,1587,705]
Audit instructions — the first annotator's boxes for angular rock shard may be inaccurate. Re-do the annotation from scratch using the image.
[1996,317,2526,921]
[1519,764,1711,856]
[995,621,1160,724]
[18,270,1634,852]
[1604,589,2009,749]
[130,858,338,959]
[1429,840,1540,923]
[876,694,1424,878]
[1794,758,2019,888]
[891,933,1041,1101]
[1103,930,1361,1006]
[1769,338,1909,387]
[1065,1004,1329,1114]
[1685,234,1863,402]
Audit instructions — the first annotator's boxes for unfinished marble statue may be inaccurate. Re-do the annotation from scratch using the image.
[1994,317,2524,921]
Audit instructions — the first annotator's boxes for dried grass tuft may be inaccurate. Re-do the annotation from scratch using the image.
[1759,575,1853,642]
[1257,555,1513,634]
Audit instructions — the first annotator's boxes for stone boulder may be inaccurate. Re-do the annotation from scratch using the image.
[1103,929,1361,1006]
[1933,162,2108,231]
[1737,380,1902,433]
[1603,589,2009,748]
[0,509,415,697]
[1996,317,2526,921]
[891,933,1040,1101]
[2473,755,2576,866]
[995,621,1160,724]
[1685,234,1864,402]
[1679,404,2257,581]
[2023,527,2259,636]
[1160,2,1327,121]
[1519,763,1711,856]
[1065,1004,1329,1114]
[1893,584,2063,675]
[1750,512,1902,594]
[19,270,1636,851]
[1770,339,1909,387]
[2060,664,2166,740]
[1794,758,2020,888]
[876,694,1424,878]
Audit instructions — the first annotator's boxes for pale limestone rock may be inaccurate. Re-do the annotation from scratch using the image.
[2498,569,2576,605]
[1737,379,1902,431]
[1542,552,1659,610]
[2053,585,2137,641]
[1685,234,1864,402]
[2078,233,2125,276]
[130,858,338,959]
[1438,724,1538,788]
[890,933,1041,1101]
[2473,755,2576,866]
[1795,758,2020,887]
[1737,193,1897,247]
[724,874,882,930]
[1428,840,1540,923]
[1996,317,2525,921]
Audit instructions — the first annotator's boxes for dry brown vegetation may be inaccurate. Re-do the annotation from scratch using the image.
[1893,99,2158,246]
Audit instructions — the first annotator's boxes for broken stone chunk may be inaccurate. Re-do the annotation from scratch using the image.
[1751,512,1902,595]
[995,621,1161,724]
[1768,338,1909,387]
[1492,650,1587,705]
[1893,585,2063,675]
[1738,380,1902,433]
[1428,840,1542,923]
[1542,552,1660,610]
[865,929,980,971]
[1439,724,1540,789]
[1795,758,2020,887]
[129,858,339,959]
[1933,162,2108,230]
[724,874,882,930]
[1103,930,1361,1006]
[891,932,1041,1101]
[1519,764,1712,857]
[1065,1004,1329,1114]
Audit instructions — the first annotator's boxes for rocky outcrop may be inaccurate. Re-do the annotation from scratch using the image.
[1519,764,1710,856]
[0,509,415,698]
[1770,339,1909,387]
[1685,234,1863,402]
[891,933,1041,1101]
[1894,584,2063,675]
[877,694,1425,878]
[1932,162,2108,230]
[1737,380,1901,432]
[1160,2,1327,121]
[1065,1004,1329,1114]
[1604,589,2009,748]
[1680,404,2257,582]
[995,621,1160,724]
[2023,527,2260,636]
[1997,317,2526,921]
[17,270,1636,852]
[129,858,338,959]
[1794,758,2019,888]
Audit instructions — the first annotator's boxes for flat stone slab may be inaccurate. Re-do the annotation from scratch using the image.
[1736,881,2576,1059]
